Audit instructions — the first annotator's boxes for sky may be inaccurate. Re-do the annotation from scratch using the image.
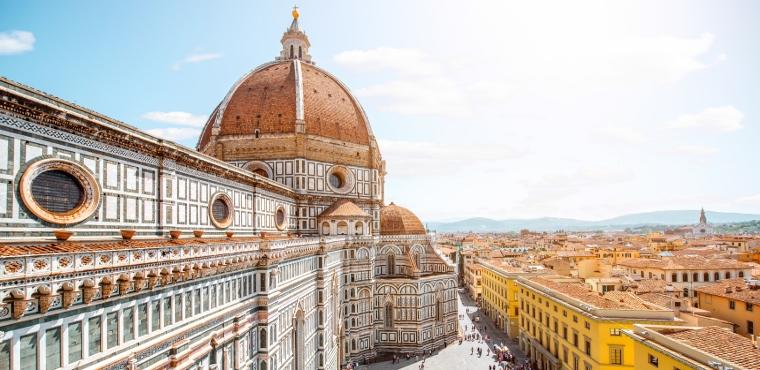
[1,0,759,222]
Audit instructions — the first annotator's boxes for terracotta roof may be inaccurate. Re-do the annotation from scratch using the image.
[695,278,760,305]
[636,292,680,308]
[197,60,370,149]
[659,326,760,370]
[301,63,369,145]
[527,277,666,311]
[380,203,426,236]
[628,279,671,294]
[318,199,370,219]
[618,256,751,270]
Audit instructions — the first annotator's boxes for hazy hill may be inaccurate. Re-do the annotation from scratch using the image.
[426,210,760,233]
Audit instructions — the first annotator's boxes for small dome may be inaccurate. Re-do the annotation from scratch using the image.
[319,199,370,219]
[380,203,426,236]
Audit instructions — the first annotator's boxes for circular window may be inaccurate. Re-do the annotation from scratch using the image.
[31,170,84,213]
[325,166,354,194]
[275,206,287,231]
[19,158,101,225]
[208,192,234,228]
[329,173,344,189]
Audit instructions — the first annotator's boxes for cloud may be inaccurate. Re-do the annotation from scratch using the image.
[0,30,35,55]
[380,139,520,177]
[145,127,202,141]
[356,78,467,115]
[594,126,645,144]
[141,111,207,127]
[666,106,744,132]
[334,48,440,75]
[171,52,222,70]
[515,167,631,212]
[674,144,719,156]
[608,33,715,83]
[737,194,760,205]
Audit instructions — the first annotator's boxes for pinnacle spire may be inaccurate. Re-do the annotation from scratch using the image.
[289,5,300,32]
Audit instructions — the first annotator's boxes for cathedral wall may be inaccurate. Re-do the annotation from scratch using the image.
[0,111,304,240]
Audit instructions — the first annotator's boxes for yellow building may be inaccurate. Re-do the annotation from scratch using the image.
[463,253,482,301]
[625,324,760,370]
[696,278,760,338]
[516,275,682,370]
[596,247,640,264]
[481,260,545,339]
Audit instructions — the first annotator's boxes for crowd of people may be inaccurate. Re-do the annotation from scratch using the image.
[458,307,532,370]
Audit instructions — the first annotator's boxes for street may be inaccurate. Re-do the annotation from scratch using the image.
[368,290,527,370]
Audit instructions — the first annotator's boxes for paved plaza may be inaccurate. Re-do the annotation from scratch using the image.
[367,290,527,370]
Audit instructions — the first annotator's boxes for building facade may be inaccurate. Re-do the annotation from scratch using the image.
[617,257,752,301]
[0,9,457,370]
[516,276,682,370]
[696,278,760,338]
[480,261,542,340]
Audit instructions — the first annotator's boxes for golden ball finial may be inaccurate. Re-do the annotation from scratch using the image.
[292,6,300,20]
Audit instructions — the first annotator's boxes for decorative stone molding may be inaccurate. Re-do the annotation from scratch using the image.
[10,289,28,320]
[18,156,101,225]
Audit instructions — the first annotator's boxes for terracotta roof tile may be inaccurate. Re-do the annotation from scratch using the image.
[660,326,760,370]
[619,256,751,270]
[219,62,297,137]
[380,203,426,236]
[695,278,760,305]
[301,63,369,145]
[318,199,370,218]
[528,277,666,311]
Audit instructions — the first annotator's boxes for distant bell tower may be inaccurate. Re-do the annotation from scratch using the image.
[699,207,707,224]
[277,6,313,64]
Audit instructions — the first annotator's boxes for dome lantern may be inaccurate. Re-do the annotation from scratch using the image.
[277,6,313,64]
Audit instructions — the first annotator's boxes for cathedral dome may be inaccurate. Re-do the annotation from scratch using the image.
[196,10,382,170]
[380,203,426,236]
[197,60,372,149]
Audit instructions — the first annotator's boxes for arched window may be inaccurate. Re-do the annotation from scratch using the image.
[387,254,395,275]
[355,222,363,235]
[384,303,394,328]
[414,253,421,269]
[337,221,348,235]
[299,46,303,58]
[253,168,268,178]
[290,45,294,58]
[714,272,720,281]
[293,310,305,370]
[739,271,745,278]
[704,272,710,282]
[725,271,731,279]
[260,328,268,348]
[436,299,443,322]
[321,222,330,235]
[693,272,699,282]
